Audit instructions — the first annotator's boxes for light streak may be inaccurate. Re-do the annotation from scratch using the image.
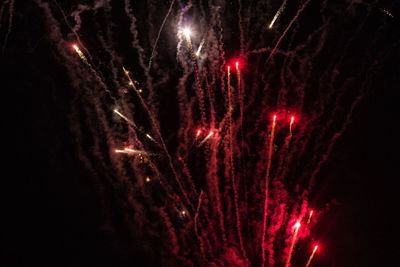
[196,129,202,138]
[262,114,277,267]
[198,131,214,146]
[113,109,137,128]
[115,149,128,154]
[236,61,244,146]
[289,116,295,136]
[307,210,313,224]
[72,44,89,65]
[305,245,318,267]
[124,148,145,154]
[195,36,205,56]
[146,133,157,143]
[285,221,301,267]
[268,0,287,29]
[236,62,241,118]
[183,26,206,124]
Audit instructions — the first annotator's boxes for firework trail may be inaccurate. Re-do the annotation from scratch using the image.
[285,221,301,267]
[194,191,208,261]
[113,109,137,128]
[183,28,207,125]
[236,62,245,147]
[305,245,318,267]
[307,210,313,225]
[265,0,312,66]
[198,131,214,147]
[123,66,192,212]
[228,63,247,262]
[73,44,89,65]
[380,8,394,18]
[262,114,277,267]
[289,116,294,137]
[268,0,287,29]
[195,36,206,57]
[148,0,176,69]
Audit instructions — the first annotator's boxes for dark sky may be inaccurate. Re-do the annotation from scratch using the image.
[2,1,400,266]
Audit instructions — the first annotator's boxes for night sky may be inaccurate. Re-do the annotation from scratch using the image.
[2,0,399,266]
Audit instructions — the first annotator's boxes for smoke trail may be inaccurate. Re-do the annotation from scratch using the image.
[2,0,14,52]
[148,0,175,69]
[261,115,277,267]
[265,0,312,66]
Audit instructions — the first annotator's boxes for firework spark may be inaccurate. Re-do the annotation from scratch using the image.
[268,0,287,29]
[305,245,318,267]
[289,116,295,136]
[124,148,146,154]
[195,129,202,138]
[198,131,214,146]
[72,44,89,65]
[113,109,137,128]
[115,149,128,154]
[285,221,301,267]
[307,210,313,224]
[195,36,205,57]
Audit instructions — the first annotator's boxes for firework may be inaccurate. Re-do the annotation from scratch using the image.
[145,133,158,144]
[195,36,205,57]
[289,116,295,136]
[124,148,145,154]
[72,44,89,65]
[285,221,301,267]
[268,0,287,29]
[28,0,391,264]
[113,109,137,128]
[115,149,128,154]
[183,26,207,124]
[307,210,313,224]
[195,129,202,138]
[236,62,241,115]
[305,245,318,267]
[198,131,214,146]
[380,8,394,18]
[262,114,278,266]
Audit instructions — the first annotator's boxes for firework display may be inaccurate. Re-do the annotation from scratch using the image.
[3,0,398,266]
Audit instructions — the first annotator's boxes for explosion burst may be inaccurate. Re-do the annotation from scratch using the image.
[22,0,398,266]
